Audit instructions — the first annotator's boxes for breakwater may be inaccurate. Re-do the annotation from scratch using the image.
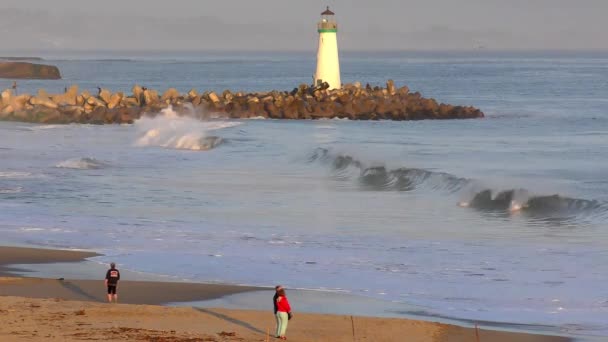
[0,80,483,124]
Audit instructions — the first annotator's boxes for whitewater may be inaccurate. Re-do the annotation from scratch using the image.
[1,51,607,338]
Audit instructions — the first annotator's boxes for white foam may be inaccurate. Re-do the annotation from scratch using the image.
[55,158,107,170]
[0,187,23,194]
[134,106,240,151]
[0,171,32,178]
[17,125,62,131]
[509,200,524,212]
[20,227,45,232]
[32,124,62,130]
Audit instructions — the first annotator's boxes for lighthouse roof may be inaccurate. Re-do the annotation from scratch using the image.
[321,6,335,15]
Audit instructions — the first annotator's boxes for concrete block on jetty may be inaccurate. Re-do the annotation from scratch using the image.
[0,80,484,124]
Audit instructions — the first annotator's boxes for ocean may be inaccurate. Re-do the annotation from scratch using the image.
[1,51,607,337]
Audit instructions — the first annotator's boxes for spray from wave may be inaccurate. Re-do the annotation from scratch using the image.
[55,158,107,170]
[134,106,240,151]
[309,147,608,221]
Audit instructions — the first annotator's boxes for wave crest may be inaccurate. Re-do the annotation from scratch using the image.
[308,148,469,192]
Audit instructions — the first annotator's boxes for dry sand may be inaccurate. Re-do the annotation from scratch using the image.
[0,246,572,342]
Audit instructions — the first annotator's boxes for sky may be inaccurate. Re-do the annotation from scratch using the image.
[0,0,606,51]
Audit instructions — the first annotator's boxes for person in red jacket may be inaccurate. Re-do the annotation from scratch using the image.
[275,287,292,340]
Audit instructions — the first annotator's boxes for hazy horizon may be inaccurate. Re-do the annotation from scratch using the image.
[1,0,607,52]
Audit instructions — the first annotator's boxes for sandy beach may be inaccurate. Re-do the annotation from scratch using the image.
[0,246,573,342]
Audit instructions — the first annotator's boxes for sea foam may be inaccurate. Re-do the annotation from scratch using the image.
[134,106,240,151]
[56,158,107,170]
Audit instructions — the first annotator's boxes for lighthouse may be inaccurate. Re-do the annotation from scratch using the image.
[314,6,341,89]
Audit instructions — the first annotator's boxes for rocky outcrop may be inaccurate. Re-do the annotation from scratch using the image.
[0,80,484,124]
[0,62,61,80]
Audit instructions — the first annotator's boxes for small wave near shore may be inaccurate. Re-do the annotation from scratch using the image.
[134,106,239,151]
[55,158,107,170]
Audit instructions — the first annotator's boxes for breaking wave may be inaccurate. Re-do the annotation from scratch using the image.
[309,147,608,220]
[308,147,469,192]
[458,189,606,219]
[55,158,107,170]
[134,106,239,151]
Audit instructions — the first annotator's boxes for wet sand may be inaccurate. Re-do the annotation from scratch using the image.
[0,246,572,341]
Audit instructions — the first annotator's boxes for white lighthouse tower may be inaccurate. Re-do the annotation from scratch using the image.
[314,6,341,89]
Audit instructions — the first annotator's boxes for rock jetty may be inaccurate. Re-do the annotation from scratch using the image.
[0,80,483,124]
[0,62,61,80]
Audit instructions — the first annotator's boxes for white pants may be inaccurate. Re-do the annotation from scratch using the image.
[275,311,288,337]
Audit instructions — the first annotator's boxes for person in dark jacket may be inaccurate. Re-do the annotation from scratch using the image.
[273,285,282,314]
[104,262,120,303]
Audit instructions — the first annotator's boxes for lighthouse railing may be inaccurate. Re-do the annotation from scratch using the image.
[317,21,337,31]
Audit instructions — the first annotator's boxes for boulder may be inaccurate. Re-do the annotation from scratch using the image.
[132,85,144,105]
[107,92,123,109]
[13,95,31,110]
[208,92,220,104]
[30,96,58,109]
[0,62,61,79]
[86,96,106,108]
[51,85,78,106]
[143,89,159,105]
[1,89,12,106]
[187,89,198,99]
[61,105,84,118]
[76,95,86,107]
[114,107,139,124]
[36,108,63,123]
[263,101,280,118]
[161,88,180,102]
[397,86,409,96]
[88,106,108,124]
[98,88,112,104]
[123,97,140,107]
[386,79,396,95]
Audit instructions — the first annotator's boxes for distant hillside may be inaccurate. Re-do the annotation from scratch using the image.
[0,57,44,61]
